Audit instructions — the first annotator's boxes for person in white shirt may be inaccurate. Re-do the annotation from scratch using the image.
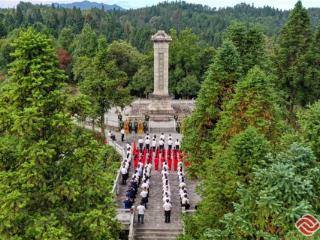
[126,143,131,151]
[145,133,150,140]
[163,192,171,203]
[179,187,186,197]
[123,160,129,169]
[138,137,144,153]
[168,134,172,141]
[152,138,157,151]
[107,130,112,139]
[140,187,148,208]
[160,133,165,141]
[179,181,186,188]
[147,162,152,171]
[159,139,164,151]
[175,139,180,150]
[161,167,168,176]
[181,194,190,210]
[121,165,128,184]
[145,137,150,152]
[163,199,172,223]
[121,128,125,142]
[167,138,173,150]
[137,203,146,224]
[141,180,149,190]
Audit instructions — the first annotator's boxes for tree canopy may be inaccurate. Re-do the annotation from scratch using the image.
[0,28,120,240]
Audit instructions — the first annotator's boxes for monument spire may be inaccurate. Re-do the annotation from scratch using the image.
[148,30,175,115]
[151,30,172,97]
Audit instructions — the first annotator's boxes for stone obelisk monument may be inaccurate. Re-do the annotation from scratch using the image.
[148,30,175,115]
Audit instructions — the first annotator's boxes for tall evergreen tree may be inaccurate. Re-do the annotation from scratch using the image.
[225,22,266,74]
[183,128,270,239]
[72,23,98,59]
[213,66,283,146]
[182,41,242,175]
[0,28,120,239]
[275,1,313,115]
[208,144,320,239]
[298,100,320,160]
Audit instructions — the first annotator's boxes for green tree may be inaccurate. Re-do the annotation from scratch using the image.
[0,28,120,239]
[209,144,320,239]
[275,1,313,115]
[72,23,98,59]
[225,22,266,74]
[304,23,320,104]
[105,40,143,84]
[58,27,74,51]
[182,41,242,175]
[78,41,133,140]
[129,52,153,97]
[298,100,320,160]
[183,128,270,239]
[169,28,212,98]
[213,66,283,146]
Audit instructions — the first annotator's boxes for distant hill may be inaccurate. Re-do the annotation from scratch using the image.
[53,1,124,11]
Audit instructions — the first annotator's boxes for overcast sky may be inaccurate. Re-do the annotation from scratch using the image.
[1,0,320,10]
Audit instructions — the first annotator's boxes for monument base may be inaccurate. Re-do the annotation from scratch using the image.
[148,94,175,116]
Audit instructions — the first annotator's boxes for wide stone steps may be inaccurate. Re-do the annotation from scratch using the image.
[135,228,182,240]
[134,169,182,239]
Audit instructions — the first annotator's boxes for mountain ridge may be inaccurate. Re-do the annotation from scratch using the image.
[52,1,124,11]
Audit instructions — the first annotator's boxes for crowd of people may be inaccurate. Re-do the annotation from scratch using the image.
[118,133,191,225]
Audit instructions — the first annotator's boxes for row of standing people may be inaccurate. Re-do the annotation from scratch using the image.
[177,161,190,210]
[122,144,136,209]
[136,159,152,224]
[138,133,180,153]
[162,161,173,223]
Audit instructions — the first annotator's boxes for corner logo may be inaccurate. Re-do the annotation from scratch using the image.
[295,214,320,236]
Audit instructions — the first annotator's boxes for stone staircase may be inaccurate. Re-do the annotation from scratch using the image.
[134,169,183,240]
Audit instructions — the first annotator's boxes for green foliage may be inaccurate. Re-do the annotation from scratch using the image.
[77,41,133,139]
[129,52,153,97]
[298,100,320,160]
[182,41,242,175]
[213,66,283,145]
[72,23,98,60]
[184,128,270,239]
[169,28,212,98]
[58,27,74,51]
[105,40,143,83]
[0,28,120,239]
[208,143,320,239]
[275,1,313,112]
[225,22,266,74]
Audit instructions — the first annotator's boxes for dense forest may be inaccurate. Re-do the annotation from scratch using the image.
[1,1,320,99]
[181,1,320,239]
[1,1,320,239]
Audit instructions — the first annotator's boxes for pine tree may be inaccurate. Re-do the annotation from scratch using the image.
[210,144,320,239]
[304,23,320,104]
[0,28,120,239]
[182,41,242,175]
[225,22,266,74]
[183,128,270,239]
[276,1,313,115]
[298,100,320,160]
[213,66,283,146]
[72,23,98,60]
